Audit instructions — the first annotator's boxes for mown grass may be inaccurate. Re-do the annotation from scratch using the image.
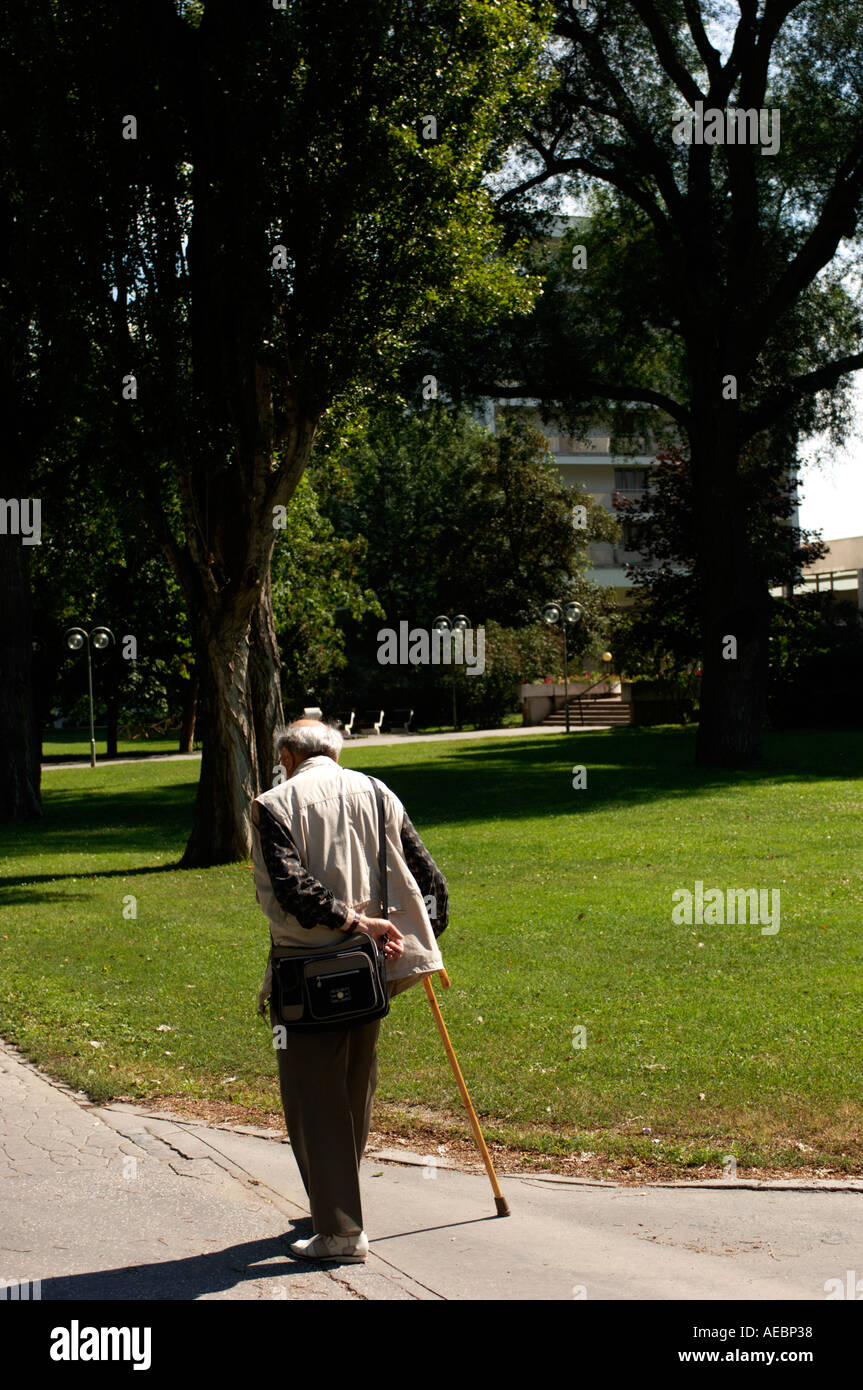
[3,726,862,1176]
[41,728,189,762]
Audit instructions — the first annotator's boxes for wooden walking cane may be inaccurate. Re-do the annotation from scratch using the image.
[423,969,510,1216]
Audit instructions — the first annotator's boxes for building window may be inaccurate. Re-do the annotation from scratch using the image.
[621,520,647,552]
[614,467,648,492]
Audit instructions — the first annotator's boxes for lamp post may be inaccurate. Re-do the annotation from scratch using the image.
[64,627,115,767]
[601,650,613,691]
[541,601,585,734]
[432,613,470,731]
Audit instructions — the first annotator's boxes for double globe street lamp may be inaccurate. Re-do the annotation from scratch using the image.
[432,613,470,732]
[64,627,115,767]
[541,601,585,735]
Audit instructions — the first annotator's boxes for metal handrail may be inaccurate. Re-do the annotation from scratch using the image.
[573,675,616,726]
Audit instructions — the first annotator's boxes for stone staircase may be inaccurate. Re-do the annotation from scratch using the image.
[541,694,632,728]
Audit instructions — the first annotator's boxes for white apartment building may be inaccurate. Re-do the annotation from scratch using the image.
[477,214,657,604]
[775,535,863,610]
[481,396,654,605]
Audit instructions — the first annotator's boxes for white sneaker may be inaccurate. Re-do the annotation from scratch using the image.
[289,1231,369,1263]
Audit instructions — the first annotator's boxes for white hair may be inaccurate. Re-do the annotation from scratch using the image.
[274,720,343,761]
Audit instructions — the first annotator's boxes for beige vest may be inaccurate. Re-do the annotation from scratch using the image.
[252,754,444,1013]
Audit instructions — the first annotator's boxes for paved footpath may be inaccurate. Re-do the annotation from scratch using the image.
[2,1038,861,1302]
[42,722,600,771]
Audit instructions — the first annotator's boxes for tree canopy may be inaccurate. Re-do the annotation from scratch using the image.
[424,0,863,765]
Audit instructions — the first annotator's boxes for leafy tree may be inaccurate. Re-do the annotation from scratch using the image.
[458,619,569,726]
[610,434,827,692]
[313,402,618,626]
[29,449,195,757]
[0,1,113,816]
[307,402,619,724]
[270,475,384,715]
[432,0,863,767]
[767,592,863,729]
[53,0,553,863]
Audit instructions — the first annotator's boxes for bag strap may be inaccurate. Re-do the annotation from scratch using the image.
[367,775,388,919]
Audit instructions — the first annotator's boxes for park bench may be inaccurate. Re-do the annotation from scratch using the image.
[353,709,385,736]
[387,708,414,733]
[120,715,181,741]
[335,710,356,736]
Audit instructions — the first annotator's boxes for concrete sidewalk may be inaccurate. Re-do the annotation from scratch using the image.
[2,1038,860,1302]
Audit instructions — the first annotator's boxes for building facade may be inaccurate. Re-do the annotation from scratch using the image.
[482,397,655,605]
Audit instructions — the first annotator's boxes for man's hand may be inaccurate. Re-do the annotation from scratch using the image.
[356,914,404,959]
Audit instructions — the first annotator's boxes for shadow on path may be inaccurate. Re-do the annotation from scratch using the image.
[37,1224,314,1301]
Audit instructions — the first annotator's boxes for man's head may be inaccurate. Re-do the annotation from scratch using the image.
[274,718,343,778]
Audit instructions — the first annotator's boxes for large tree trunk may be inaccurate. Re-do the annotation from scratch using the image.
[179,670,198,752]
[0,536,42,818]
[180,615,260,866]
[695,559,770,767]
[691,414,770,767]
[248,571,284,792]
[179,574,284,864]
[161,0,314,865]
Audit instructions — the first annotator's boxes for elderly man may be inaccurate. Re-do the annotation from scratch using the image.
[251,717,448,1264]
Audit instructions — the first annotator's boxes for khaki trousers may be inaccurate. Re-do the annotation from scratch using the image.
[270,990,392,1236]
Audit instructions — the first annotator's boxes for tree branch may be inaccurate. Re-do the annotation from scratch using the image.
[741,350,863,438]
[552,8,687,226]
[753,125,863,344]
[630,0,704,106]
[502,131,675,255]
[479,379,691,430]
[682,0,722,86]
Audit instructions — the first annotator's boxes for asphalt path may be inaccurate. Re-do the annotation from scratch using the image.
[2,1039,860,1303]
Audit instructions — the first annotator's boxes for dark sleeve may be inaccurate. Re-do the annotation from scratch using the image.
[255,802,351,932]
[400,812,449,937]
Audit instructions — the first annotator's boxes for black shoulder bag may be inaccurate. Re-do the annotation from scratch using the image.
[269,775,391,1032]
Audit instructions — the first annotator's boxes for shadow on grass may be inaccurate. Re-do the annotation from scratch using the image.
[0,777,197,899]
[3,776,196,843]
[0,886,92,905]
[4,729,861,901]
[344,726,863,828]
[0,862,183,897]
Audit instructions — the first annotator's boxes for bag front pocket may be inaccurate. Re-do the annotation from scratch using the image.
[304,953,380,1021]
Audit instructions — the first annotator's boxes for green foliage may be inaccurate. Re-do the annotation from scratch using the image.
[270,475,384,710]
[29,449,192,728]
[610,439,827,684]
[314,401,617,626]
[423,3,863,766]
[457,619,562,726]
[768,595,863,730]
[307,401,619,723]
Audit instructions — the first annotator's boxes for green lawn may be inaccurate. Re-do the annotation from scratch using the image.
[41,727,195,762]
[3,727,862,1177]
[39,714,523,761]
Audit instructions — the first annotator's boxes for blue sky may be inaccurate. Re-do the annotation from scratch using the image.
[798,376,863,543]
